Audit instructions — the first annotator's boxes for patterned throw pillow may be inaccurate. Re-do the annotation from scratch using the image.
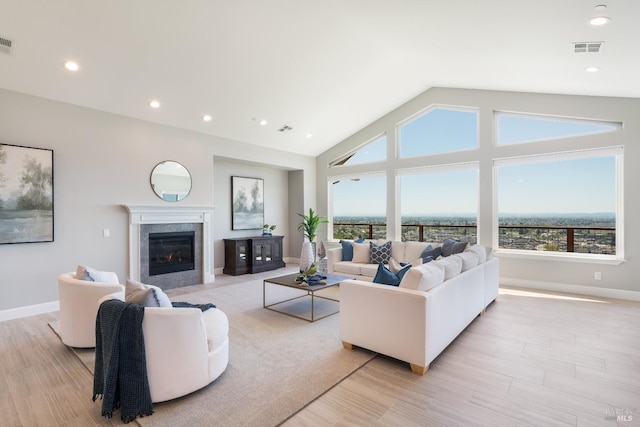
[369,240,392,264]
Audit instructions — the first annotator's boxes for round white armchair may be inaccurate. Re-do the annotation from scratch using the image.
[57,272,125,348]
[98,293,230,403]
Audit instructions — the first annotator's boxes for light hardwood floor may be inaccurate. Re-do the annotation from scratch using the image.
[1,281,639,427]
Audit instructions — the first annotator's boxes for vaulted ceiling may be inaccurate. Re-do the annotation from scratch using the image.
[0,1,636,156]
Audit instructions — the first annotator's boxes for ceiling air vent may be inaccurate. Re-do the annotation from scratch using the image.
[278,125,293,132]
[573,41,603,53]
[0,35,16,55]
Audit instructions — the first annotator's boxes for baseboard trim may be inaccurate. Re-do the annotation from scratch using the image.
[501,277,640,302]
[0,301,59,323]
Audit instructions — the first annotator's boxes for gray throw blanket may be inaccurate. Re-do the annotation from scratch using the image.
[93,299,153,423]
[171,301,216,311]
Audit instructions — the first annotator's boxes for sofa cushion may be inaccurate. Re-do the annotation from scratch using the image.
[464,244,487,264]
[333,261,364,276]
[441,238,468,257]
[340,237,364,261]
[369,240,392,264]
[359,263,379,278]
[373,263,411,286]
[399,262,445,292]
[403,241,431,263]
[419,245,442,260]
[453,252,479,272]
[352,241,370,263]
[432,256,463,280]
[125,279,172,308]
[75,265,119,284]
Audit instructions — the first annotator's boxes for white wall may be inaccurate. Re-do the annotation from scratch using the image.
[316,87,640,298]
[0,88,315,314]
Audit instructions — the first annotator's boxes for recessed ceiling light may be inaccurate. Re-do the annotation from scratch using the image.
[594,4,607,11]
[586,67,600,72]
[149,99,161,109]
[306,133,313,138]
[589,16,611,26]
[202,114,212,122]
[63,61,79,71]
[259,119,268,126]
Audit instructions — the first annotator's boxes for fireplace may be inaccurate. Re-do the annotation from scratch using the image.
[148,231,195,276]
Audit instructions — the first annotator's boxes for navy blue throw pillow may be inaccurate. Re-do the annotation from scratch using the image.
[373,263,411,286]
[419,245,442,260]
[340,237,365,261]
[441,238,467,257]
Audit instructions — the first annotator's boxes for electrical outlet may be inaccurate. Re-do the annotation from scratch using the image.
[103,228,110,238]
[594,272,602,280]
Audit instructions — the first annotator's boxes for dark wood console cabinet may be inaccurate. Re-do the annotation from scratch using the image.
[223,235,285,275]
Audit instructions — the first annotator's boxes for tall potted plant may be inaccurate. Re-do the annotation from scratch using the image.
[297,208,328,243]
[297,208,328,271]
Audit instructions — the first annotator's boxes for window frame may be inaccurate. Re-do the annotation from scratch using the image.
[492,146,624,264]
[327,171,388,240]
[396,162,480,243]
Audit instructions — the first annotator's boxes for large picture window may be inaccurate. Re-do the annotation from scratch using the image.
[330,174,386,240]
[399,165,478,243]
[495,147,622,258]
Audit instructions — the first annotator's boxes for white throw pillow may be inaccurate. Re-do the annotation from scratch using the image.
[433,256,463,280]
[75,265,119,284]
[388,257,403,274]
[453,252,479,272]
[399,262,445,292]
[352,241,370,263]
[125,279,172,308]
[464,244,487,264]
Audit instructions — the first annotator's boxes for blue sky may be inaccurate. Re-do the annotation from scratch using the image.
[332,109,617,217]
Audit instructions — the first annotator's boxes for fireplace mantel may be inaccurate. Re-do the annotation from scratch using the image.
[123,205,215,283]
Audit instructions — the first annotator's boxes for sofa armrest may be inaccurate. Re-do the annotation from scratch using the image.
[340,279,429,368]
[326,246,343,274]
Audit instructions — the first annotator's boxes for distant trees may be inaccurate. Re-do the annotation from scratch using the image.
[17,156,52,210]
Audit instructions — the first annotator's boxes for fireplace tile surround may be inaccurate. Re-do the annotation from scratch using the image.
[124,205,215,289]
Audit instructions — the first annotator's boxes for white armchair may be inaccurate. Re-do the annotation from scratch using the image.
[58,272,125,348]
[99,293,230,403]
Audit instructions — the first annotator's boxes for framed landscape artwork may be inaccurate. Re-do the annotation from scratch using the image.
[0,143,54,244]
[231,176,263,230]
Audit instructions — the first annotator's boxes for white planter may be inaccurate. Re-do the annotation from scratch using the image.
[299,241,315,272]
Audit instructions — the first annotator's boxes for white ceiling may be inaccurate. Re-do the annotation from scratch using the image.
[0,1,637,157]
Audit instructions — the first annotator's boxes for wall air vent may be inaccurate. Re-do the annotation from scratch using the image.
[573,41,603,53]
[278,125,293,132]
[0,35,16,55]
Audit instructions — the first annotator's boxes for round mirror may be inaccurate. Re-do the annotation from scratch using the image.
[150,161,192,202]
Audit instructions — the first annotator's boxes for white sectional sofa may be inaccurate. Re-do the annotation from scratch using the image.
[337,240,499,374]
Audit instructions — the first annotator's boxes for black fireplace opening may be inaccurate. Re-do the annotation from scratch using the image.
[148,231,195,276]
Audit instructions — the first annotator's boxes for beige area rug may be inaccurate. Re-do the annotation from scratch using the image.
[49,277,375,427]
